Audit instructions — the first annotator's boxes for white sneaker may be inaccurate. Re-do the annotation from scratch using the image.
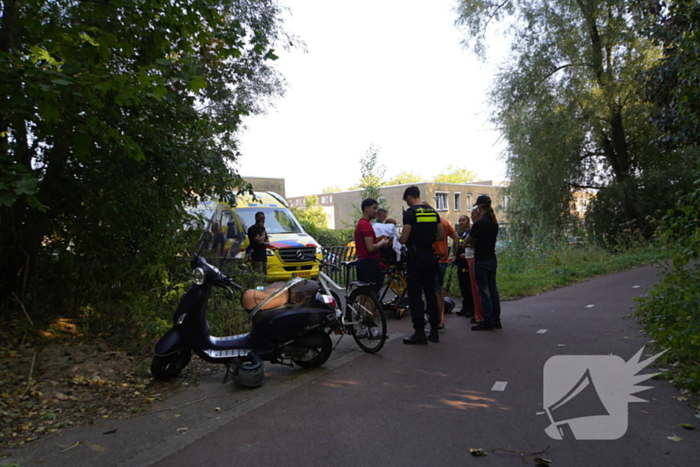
[369,327,382,339]
[354,328,369,338]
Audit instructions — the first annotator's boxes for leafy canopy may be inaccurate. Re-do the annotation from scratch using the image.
[357,143,386,204]
[386,170,426,186]
[291,195,328,230]
[0,0,290,319]
[456,0,693,243]
[433,165,478,184]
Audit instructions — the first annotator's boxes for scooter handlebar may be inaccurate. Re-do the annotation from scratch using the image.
[226,278,243,290]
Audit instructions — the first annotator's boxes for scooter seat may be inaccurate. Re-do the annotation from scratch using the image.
[241,282,289,311]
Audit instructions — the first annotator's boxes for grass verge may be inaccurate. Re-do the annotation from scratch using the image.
[445,242,669,300]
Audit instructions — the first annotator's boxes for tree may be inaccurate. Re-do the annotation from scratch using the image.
[291,195,328,230]
[638,0,700,148]
[456,0,694,242]
[322,185,343,193]
[357,143,386,204]
[433,165,478,184]
[386,170,426,186]
[0,1,289,317]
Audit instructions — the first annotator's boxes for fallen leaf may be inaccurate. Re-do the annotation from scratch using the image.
[469,448,488,457]
[641,411,651,415]
[535,457,552,466]
[667,435,682,442]
[680,424,695,430]
[177,427,188,432]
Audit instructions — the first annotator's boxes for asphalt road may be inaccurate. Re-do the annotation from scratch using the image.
[3,265,698,467]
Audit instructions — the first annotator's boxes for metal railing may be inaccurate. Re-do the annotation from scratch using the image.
[322,246,357,285]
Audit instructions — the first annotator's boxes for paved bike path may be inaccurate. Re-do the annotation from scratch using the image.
[150,265,699,467]
[2,265,698,466]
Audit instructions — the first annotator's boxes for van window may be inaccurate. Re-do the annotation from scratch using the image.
[236,207,303,234]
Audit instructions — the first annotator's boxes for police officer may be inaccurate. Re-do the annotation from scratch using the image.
[398,186,445,344]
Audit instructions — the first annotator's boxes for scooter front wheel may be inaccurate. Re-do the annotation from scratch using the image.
[151,348,192,380]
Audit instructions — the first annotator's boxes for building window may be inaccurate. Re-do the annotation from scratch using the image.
[502,195,510,211]
[435,192,448,211]
[466,193,472,208]
[454,193,461,211]
[581,197,588,212]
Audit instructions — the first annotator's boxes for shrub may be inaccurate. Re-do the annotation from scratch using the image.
[634,165,700,391]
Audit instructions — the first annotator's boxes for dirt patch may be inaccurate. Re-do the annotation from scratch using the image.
[0,340,213,450]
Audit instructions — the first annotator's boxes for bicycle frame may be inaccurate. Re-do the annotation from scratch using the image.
[376,263,410,320]
[316,266,368,327]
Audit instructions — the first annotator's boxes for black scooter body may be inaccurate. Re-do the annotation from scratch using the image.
[251,297,336,341]
[154,258,337,367]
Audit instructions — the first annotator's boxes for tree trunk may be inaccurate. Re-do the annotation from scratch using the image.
[577,0,637,222]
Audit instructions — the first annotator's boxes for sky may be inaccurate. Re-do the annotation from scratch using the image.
[236,0,510,198]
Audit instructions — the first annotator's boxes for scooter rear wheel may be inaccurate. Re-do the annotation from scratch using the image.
[151,348,192,380]
[291,332,333,368]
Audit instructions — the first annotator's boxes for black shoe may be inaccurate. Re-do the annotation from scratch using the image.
[493,322,502,329]
[470,318,480,324]
[427,328,440,343]
[403,333,428,345]
[456,309,467,316]
[471,322,494,331]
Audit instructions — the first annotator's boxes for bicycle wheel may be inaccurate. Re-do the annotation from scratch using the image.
[348,289,386,353]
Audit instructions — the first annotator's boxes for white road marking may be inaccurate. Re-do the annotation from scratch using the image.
[492,381,508,391]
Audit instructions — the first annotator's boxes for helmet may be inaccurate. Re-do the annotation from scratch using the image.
[234,352,265,388]
[444,296,456,314]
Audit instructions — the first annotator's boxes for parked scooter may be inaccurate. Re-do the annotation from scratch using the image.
[151,236,339,388]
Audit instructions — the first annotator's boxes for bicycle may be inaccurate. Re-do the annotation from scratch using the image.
[316,260,387,353]
[378,262,409,320]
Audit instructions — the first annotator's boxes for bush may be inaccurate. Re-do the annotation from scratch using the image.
[634,265,700,391]
[634,165,700,391]
[309,226,354,247]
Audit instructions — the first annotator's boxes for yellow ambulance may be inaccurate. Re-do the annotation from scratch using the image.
[214,192,323,282]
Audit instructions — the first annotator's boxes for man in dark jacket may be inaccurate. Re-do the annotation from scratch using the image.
[399,186,445,345]
[247,212,270,274]
[464,195,501,331]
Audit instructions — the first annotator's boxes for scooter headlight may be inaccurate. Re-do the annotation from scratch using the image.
[193,267,206,285]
